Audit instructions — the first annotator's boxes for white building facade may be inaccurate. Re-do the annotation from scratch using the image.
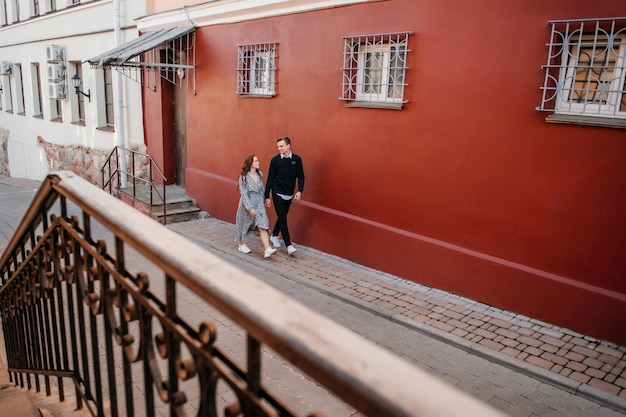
[0,0,146,183]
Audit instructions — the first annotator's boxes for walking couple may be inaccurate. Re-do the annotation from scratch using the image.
[235,136,305,259]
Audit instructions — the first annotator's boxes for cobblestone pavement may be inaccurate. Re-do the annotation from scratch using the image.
[1,175,625,417]
[169,218,626,415]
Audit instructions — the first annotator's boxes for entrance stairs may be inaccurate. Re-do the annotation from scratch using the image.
[0,344,89,417]
[117,184,205,224]
[0,384,44,417]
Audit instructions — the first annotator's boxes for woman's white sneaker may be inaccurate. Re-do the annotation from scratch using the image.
[238,243,251,254]
[264,247,278,258]
[287,245,297,255]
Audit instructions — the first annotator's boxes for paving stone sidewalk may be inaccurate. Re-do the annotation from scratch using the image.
[169,216,626,412]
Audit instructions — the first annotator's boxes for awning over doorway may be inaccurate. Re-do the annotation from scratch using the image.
[87,26,196,92]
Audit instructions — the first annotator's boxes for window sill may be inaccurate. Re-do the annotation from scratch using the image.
[344,101,404,110]
[33,114,43,119]
[97,125,115,132]
[546,114,626,130]
[71,121,86,127]
[239,94,275,98]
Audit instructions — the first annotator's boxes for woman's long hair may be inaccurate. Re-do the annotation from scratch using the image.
[237,154,260,189]
[240,154,256,177]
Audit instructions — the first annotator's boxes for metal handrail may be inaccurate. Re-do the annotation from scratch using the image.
[101,146,168,224]
[0,172,508,417]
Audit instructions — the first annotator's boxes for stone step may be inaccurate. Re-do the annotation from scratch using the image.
[116,184,204,224]
[0,385,44,417]
[152,205,204,224]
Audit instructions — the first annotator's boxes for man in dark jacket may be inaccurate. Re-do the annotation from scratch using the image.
[264,136,305,255]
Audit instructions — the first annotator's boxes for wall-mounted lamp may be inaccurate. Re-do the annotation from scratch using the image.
[71,74,90,102]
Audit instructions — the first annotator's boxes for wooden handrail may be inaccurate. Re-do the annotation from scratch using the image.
[0,172,509,417]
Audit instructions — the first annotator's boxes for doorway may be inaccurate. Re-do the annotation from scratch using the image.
[172,79,187,187]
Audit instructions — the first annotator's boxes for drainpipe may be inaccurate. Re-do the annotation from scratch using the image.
[114,0,128,188]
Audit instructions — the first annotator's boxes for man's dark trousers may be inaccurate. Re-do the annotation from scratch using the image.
[272,194,292,246]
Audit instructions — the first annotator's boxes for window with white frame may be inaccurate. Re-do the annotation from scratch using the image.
[31,63,43,117]
[70,62,85,124]
[1,0,8,26]
[11,0,19,23]
[340,32,411,108]
[0,77,4,111]
[537,17,626,127]
[104,68,114,126]
[30,0,40,17]
[13,63,24,115]
[237,43,277,96]
[50,96,62,122]
[3,76,13,113]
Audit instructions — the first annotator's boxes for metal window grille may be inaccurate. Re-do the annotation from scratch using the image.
[340,31,411,105]
[159,31,196,88]
[537,17,626,118]
[237,42,277,96]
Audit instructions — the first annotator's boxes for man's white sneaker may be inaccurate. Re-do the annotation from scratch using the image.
[287,245,297,256]
[238,243,251,254]
[264,247,277,258]
[270,236,282,248]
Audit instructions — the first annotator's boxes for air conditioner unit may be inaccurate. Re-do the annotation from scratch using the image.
[47,62,66,81]
[48,81,67,100]
[46,44,65,62]
[0,61,13,75]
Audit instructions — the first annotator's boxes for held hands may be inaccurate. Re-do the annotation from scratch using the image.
[249,209,257,216]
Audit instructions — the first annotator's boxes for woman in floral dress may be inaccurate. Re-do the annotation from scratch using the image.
[235,154,278,258]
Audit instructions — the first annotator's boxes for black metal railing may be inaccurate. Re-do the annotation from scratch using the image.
[101,146,168,224]
[0,171,507,417]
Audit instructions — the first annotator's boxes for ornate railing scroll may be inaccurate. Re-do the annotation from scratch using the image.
[0,171,507,417]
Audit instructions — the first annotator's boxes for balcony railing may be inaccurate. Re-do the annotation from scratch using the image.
[0,171,507,417]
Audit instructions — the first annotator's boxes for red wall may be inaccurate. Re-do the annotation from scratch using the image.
[160,0,625,344]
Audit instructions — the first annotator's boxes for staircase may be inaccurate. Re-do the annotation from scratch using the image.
[118,184,204,224]
[101,147,205,225]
